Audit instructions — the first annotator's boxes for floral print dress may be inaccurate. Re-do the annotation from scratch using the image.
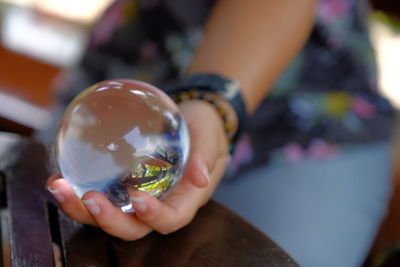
[60,0,394,175]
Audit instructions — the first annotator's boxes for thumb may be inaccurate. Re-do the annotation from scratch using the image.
[178,100,229,188]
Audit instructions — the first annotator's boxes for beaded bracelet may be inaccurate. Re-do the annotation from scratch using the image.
[168,73,248,153]
[170,89,238,149]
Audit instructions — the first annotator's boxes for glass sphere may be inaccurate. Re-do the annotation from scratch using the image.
[55,79,190,213]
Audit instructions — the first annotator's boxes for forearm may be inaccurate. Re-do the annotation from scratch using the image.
[188,0,317,114]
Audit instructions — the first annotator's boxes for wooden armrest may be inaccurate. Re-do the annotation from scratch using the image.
[0,133,298,266]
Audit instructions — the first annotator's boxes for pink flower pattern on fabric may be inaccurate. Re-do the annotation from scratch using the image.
[283,143,306,163]
[351,96,376,119]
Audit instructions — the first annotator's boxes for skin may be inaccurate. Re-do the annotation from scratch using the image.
[47,0,317,240]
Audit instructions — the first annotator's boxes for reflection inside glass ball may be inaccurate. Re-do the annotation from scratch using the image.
[55,79,190,212]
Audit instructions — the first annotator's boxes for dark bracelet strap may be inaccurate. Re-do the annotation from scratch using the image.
[167,73,248,153]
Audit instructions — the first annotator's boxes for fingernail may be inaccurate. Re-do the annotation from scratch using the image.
[83,198,101,215]
[130,197,147,212]
[47,186,64,203]
[201,164,211,183]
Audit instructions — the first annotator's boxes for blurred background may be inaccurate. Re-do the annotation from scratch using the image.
[0,0,399,265]
[0,0,113,135]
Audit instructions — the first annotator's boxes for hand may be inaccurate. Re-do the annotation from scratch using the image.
[46,100,229,240]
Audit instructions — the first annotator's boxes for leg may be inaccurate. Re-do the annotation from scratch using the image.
[213,142,392,267]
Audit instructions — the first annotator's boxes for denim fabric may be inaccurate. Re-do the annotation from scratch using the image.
[214,142,392,267]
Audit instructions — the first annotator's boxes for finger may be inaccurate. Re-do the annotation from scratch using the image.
[47,179,96,225]
[183,116,227,188]
[46,173,62,188]
[130,186,197,235]
[131,155,227,235]
[182,131,227,188]
[183,152,210,188]
[81,191,152,241]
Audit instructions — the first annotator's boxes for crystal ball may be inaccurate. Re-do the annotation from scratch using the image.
[55,79,190,213]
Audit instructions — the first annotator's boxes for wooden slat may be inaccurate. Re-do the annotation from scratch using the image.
[58,212,110,267]
[0,138,54,266]
[0,117,34,136]
[0,45,60,108]
[0,45,58,132]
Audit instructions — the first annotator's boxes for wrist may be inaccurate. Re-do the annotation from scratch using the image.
[178,100,229,151]
[173,90,238,142]
[167,73,248,153]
